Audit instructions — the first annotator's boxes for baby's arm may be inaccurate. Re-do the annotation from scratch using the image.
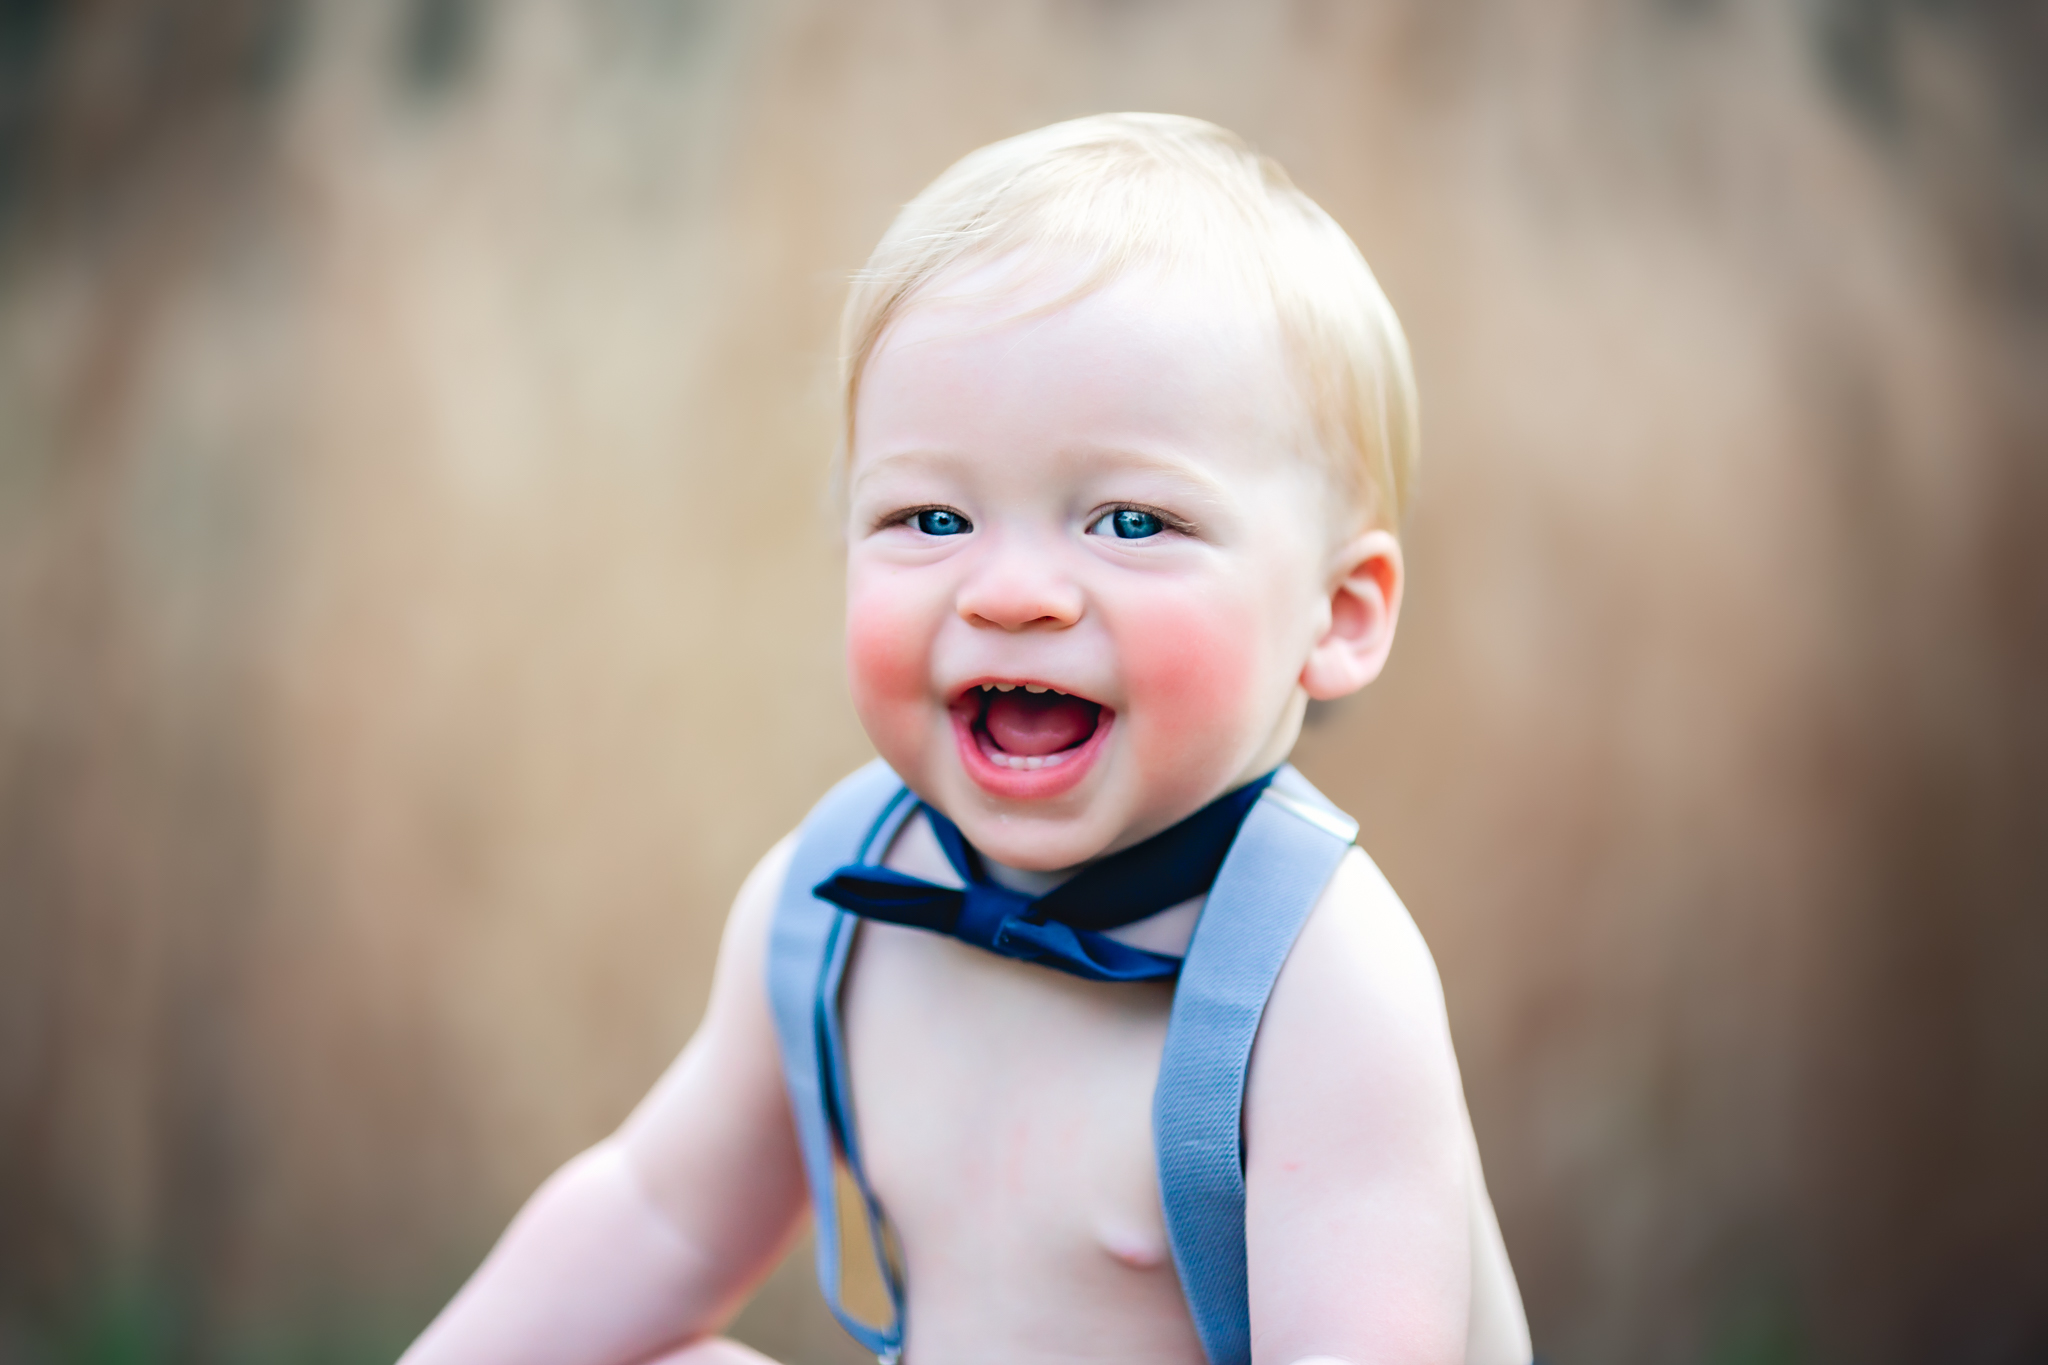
[1244,848,1530,1365]
[401,837,808,1365]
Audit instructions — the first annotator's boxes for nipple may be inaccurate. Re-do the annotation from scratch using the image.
[1095,1215,1169,1271]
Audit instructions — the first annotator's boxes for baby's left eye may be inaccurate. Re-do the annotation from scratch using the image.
[1091,508,1165,540]
[915,508,972,536]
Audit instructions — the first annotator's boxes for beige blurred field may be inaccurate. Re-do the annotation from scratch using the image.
[1,3,2044,1363]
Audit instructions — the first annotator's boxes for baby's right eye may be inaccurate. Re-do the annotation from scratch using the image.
[915,508,972,536]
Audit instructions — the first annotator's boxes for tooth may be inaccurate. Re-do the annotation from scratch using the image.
[996,683,1016,692]
[1024,756,1044,769]
[1042,752,1067,767]
[1024,684,1047,694]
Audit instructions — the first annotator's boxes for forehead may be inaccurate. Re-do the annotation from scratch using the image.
[852,260,1309,480]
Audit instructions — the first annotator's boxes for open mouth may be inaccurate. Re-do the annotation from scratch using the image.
[955,682,1106,771]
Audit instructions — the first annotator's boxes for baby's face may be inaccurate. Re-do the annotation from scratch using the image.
[844,264,1341,871]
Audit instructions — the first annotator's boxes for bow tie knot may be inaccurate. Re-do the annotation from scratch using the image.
[811,772,1278,984]
[956,882,1031,950]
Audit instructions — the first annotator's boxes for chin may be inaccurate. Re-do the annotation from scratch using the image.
[958,818,1122,871]
[916,753,1131,872]
[953,808,1123,873]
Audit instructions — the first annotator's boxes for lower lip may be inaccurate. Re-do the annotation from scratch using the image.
[951,703,1114,800]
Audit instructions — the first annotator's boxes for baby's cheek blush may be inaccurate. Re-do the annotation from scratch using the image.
[845,603,921,704]
[1117,589,1270,794]
[844,577,939,745]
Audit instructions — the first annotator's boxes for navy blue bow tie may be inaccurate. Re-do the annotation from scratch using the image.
[812,771,1278,983]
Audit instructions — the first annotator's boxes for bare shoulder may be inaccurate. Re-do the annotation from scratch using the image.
[614,831,805,1224]
[1277,846,1455,1057]
[1248,845,1464,1169]
[713,832,800,992]
[730,833,801,957]
[640,830,795,1088]
[1243,846,1472,1362]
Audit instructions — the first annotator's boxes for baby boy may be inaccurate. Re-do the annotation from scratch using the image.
[402,114,1531,1365]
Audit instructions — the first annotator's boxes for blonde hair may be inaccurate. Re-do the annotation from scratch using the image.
[840,113,1419,529]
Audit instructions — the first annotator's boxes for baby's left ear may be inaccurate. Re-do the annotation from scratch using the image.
[1300,530,1404,701]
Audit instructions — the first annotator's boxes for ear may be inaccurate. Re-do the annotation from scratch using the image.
[1300,530,1403,701]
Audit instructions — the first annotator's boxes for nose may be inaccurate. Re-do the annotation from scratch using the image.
[955,535,1084,632]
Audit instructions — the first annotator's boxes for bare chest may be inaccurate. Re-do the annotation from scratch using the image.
[840,923,1204,1362]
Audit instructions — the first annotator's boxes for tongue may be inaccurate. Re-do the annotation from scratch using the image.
[984,691,1098,757]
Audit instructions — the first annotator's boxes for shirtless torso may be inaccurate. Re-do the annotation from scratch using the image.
[841,810,1531,1365]
[397,811,1531,1365]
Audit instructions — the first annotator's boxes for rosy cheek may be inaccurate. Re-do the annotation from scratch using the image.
[1116,586,1269,783]
[845,566,943,755]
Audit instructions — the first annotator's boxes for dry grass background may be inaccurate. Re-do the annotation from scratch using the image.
[1,2,2044,1362]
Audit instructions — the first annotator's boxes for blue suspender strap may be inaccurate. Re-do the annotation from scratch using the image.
[766,759,916,1363]
[1154,765,1360,1365]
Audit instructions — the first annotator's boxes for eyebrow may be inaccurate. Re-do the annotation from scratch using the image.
[846,447,963,483]
[1059,442,1234,496]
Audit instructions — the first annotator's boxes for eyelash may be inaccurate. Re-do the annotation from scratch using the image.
[875,503,1195,535]
[1094,503,1193,536]
[878,504,960,533]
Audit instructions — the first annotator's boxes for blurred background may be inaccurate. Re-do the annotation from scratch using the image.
[1,2,2044,1362]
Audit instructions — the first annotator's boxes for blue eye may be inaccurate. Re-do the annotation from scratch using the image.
[916,508,971,536]
[1108,508,1163,539]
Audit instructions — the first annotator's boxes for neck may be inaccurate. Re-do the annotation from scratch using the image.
[981,858,1072,896]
